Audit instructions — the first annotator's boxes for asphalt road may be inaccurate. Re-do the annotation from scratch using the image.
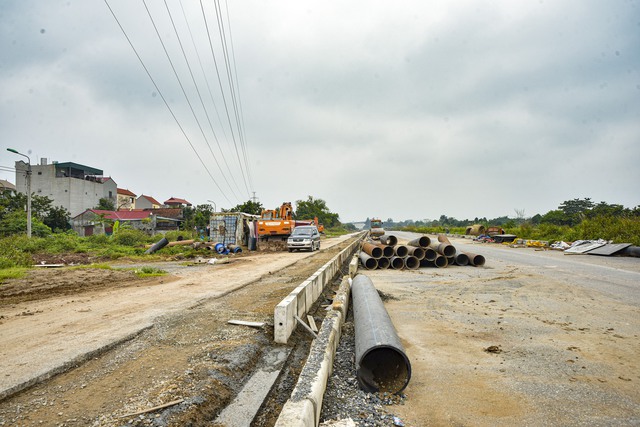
[393,231,640,305]
[364,231,640,426]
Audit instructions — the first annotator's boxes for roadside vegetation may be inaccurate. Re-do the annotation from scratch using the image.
[394,198,640,246]
[0,190,354,271]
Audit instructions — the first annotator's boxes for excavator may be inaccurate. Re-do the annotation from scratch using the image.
[257,202,295,240]
[257,202,324,250]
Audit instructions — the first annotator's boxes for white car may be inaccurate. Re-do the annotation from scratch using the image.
[287,226,321,252]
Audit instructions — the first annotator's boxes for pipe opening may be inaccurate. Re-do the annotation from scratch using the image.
[363,257,377,269]
[358,346,411,394]
[390,257,405,269]
[380,245,395,258]
[394,245,408,257]
[377,257,390,269]
[404,255,419,270]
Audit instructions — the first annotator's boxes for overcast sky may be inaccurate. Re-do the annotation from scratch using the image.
[1,1,638,223]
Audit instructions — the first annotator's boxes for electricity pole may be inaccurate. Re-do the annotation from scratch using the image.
[7,148,32,238]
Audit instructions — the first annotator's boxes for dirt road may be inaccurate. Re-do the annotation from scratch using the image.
[370,234,640,426]
[2,232,639,426]
[0,234,356,426]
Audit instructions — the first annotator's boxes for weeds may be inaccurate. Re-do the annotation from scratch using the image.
[133,266,167,277]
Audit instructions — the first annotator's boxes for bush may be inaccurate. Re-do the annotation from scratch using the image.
[0,236,34,268]
[112,229,150,247]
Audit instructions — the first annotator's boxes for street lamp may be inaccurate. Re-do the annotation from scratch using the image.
[7,148,32,238]
[207,200,217,212]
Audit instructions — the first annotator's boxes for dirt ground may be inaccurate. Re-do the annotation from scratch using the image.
[370,236,640,426]
[0,234,356,426]
[1,233,639,426]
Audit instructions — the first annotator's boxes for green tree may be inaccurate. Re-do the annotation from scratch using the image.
[294,196,340,228]
[43,206,71,232]
[226,200,264,215]
[96,197,115,211]
[0,211,51,237]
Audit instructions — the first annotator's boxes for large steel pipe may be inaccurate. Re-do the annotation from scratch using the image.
[454,252,469,266]
[464,252,486,266]
[408,235,430,248]
[621,246,640,258]
[359,252,379,270]
[429,241,456,258]
[379,234,398,246]
[389,256,405,269]
[362,242,383,259]
[377,257,390,269]
[394,245,409,258]
[145,237,169,254]
[404,255,419,270]
[376,244,395,258]
[406,246,425,260]
[437,234,451,244]
[420,254,449,268]
[423,247,438,261]
[352,274,412,393]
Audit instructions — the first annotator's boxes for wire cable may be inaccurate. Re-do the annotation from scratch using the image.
[162,0,244,199]
[103,0,233,205]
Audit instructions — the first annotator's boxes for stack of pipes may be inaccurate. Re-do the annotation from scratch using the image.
[359,234,485,270]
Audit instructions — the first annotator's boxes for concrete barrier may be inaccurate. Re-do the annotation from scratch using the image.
[274,232,365,344]
[275,275,353,427]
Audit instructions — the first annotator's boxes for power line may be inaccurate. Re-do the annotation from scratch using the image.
[223,0,254,192]
[177,0,243,198]
[200,0,249,200]
[214,0,250,196]
[103,0,233,205]
[161,0,244,199]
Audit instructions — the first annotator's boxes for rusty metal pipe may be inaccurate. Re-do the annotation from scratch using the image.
[420,254,448,268]
[394,245,409,257]
[376,244,395,258]
[404,255,419,270]
[454,253,469,266]
[377,257,390,269]
[408,235,430,248]
[428,241,456,257]
[359,252,379,270]
[437,234,451,244]
[379,235,398,246]
[464,252,486,266]
[362,242,383,259]
[406,246,425,260]
[389,256,405,269]
[423,247,438,261]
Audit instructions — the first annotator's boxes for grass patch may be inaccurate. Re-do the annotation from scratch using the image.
[0,267,28,282]
[133,266,167,277]
[68,263,114,271]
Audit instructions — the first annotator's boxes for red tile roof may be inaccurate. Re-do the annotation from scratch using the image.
[139,194,162,206]
[164,197,192,206]
[86,209,153,221]
[117,188,137,197]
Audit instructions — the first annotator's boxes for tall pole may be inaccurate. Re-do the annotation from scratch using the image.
[7,148,32,238]
[207,200,217,212]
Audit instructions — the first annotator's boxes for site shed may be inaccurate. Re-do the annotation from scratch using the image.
[209,212,258,246]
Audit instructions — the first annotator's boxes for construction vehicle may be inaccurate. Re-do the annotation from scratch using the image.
[369,218,384,239]
[257,202,295,240]
[257,202,326,250]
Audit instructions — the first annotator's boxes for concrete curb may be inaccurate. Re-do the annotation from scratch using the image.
[275,260,358,427]
[274,232,365,344]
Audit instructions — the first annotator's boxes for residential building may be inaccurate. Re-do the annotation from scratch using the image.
[0,179,16,195]
[13,159,117,217]
[117,188,137,210]
[71,209,183,236]
[135,194,162,210]
[164,197,192,208]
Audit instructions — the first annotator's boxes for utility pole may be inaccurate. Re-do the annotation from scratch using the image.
[7,148,32,238]
[251,191,258,204]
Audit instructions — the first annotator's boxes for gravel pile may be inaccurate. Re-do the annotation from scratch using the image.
[320,321,408,427]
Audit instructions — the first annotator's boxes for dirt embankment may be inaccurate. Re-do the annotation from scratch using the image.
[0,235,357,426]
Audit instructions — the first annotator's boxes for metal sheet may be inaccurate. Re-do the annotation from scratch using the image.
[587,243,632,256]
[564,242,606,254]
